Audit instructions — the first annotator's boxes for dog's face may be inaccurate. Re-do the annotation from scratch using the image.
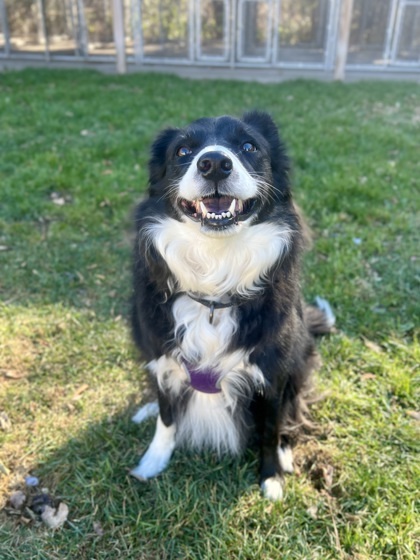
[148,111,290,236]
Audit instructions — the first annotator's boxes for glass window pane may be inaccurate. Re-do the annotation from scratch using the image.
[347,0,392,65]
[6,0,45,55]
[83,0,115,56]
[277,0,329,64]
[0,2,6,53]
[240,0,271,60]
[396,5,420,62]
[44,0,77,56]
[141,0,189,59]
[199,0,227,58]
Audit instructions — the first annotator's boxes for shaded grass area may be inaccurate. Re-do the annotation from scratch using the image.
[0,70,419,559]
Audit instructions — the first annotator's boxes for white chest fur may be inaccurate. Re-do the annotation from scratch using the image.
[146,217,291,297]
[171,294,237,368]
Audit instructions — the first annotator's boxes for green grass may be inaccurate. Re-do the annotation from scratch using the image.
[0,69,419,559]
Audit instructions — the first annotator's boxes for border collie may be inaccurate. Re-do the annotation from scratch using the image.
[130,111,334,500]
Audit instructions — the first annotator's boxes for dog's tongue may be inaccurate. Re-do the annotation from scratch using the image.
[203,196,232,213]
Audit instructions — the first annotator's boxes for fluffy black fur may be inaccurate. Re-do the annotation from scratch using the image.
[131,111,332,498]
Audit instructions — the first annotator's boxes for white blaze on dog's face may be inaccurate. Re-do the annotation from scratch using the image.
[177,143,260,235]
[149,113,289,237]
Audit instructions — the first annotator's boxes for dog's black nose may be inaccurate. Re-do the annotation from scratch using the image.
[197,152,233,182]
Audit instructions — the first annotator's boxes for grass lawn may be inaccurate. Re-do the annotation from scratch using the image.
[0,69,418,559]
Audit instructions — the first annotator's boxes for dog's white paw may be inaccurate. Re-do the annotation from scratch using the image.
[130,416,176,481]
[131,402,159,424]
[261,476,284,501]
[130,447,172,480]
[278,445,294,474]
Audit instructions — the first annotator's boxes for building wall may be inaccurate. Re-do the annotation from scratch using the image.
[1,0,419,78]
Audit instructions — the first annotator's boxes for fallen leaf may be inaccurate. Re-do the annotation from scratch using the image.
[406,411,420,421]
[360,373,376,381]
[50,192,69,206]
[71,384,89,400]
[322,465,334,492]
[93,521,105,536]
[363,338,383,353]
[9,491,26,509]
[4,371,27,379]
[0,412,11,430]
[41,503,69,529]
[52,196,66,206]
[306,504,318,519]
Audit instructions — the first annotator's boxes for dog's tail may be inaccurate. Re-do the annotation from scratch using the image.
[305,296,336,335]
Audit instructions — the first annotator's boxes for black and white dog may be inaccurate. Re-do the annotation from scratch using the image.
[130,111,334,500]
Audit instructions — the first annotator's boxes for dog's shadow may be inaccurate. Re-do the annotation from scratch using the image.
[31,406,271,555]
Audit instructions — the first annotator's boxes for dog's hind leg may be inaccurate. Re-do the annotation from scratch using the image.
[278,439,294,474]
[251,355,300,501]
[131,402,159,424]
[257,394,286,501]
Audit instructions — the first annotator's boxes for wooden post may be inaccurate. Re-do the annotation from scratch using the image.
[334,0,354,81]
[111,0,126,74]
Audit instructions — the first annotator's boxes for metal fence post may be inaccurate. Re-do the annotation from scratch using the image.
[112,0,126,73]
[334,0,354,80]
[0,0,11,56]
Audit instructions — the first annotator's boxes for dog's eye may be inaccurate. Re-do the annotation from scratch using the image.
[242,142,257,152]
[177,146,192,157]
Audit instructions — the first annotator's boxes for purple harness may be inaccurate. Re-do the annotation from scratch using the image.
[180,292,239,393]
[183,362,222,394]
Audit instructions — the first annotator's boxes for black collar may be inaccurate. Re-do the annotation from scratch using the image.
[185,292,239,324]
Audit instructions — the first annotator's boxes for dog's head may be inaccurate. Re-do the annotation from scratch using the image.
[148,111,290,236]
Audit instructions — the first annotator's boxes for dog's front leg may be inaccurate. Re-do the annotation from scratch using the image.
[130,389,176,481]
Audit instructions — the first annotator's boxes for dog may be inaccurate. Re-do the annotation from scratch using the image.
[129,111,334,500]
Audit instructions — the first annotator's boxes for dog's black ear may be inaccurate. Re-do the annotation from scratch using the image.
[148,127,179,185]
[242,111,280,144]
[243,110,290,198]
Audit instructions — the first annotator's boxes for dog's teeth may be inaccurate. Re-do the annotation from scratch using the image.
[237,199,244,213]
[226,211,231,218]
[229,199,236,215]
[200,201,207,217]
[221,212,226,218]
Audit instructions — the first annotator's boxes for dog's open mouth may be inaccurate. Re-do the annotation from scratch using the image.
[179,195,257,227]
